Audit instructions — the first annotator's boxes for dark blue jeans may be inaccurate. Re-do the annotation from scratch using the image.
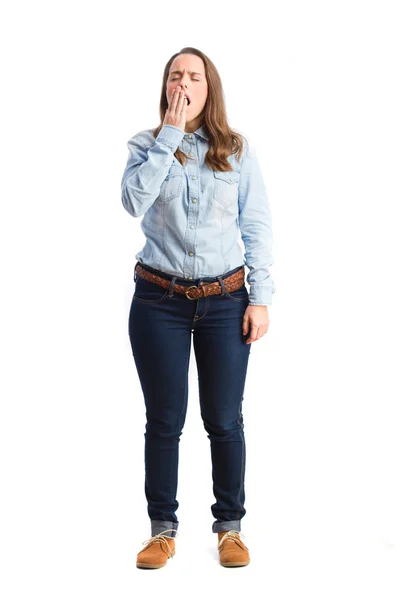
[128,261,252,538]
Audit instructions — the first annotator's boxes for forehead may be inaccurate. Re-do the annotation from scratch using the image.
[169,55,205,76]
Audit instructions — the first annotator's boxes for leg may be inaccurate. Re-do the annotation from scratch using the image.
[128,282,192,538]
[192,289,251,533]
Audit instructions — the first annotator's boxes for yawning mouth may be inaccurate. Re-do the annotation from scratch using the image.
[183,93,191,105]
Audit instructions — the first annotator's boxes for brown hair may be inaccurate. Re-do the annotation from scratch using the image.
[151,47,248,172]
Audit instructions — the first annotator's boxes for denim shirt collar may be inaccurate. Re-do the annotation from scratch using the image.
[194,124,209,141]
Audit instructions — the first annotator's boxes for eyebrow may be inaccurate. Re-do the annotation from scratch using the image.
[169,70,203,77]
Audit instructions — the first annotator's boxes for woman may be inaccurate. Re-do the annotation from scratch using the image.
[121,47,275,569]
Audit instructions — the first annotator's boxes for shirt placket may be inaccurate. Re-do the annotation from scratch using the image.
[183,133,200,281]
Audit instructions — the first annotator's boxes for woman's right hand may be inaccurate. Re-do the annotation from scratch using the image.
[163,85,188,131]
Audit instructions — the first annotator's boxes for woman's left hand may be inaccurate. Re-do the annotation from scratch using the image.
[242,306,270,344]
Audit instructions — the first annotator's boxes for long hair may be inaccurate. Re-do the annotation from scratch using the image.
[151,47,248,172]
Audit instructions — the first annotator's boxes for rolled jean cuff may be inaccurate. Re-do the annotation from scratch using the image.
[151,520,179,538]
[212,520,241,533]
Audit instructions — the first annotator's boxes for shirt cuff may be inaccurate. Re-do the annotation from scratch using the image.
[155,124,185,151]
[248,285,274,306]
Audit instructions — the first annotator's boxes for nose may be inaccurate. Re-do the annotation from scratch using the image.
[179,72,191,88]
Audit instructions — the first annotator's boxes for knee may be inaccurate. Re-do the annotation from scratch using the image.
[145,420,183,440]
[202,415,244,439]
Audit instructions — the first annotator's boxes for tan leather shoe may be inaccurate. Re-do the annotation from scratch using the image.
[217,530,250,567]
[136,529,177,569]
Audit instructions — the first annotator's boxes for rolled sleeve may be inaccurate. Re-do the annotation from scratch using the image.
[155,124,186,150]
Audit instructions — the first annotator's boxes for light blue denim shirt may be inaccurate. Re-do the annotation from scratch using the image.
[121,123,275,305]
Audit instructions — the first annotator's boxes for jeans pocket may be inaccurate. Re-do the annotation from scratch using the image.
[133,277,169,304]
[223,284,249,303]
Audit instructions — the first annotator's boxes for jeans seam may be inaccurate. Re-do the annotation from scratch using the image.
[236,397,245,520]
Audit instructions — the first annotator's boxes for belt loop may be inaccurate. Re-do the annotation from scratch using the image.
[168,276,177,297]
[217,275,226,295]
[133,261,139,282]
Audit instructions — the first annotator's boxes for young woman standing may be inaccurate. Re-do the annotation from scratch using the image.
[121,47,275,569]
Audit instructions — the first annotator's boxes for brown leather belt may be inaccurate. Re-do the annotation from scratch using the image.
[135,264,245,300]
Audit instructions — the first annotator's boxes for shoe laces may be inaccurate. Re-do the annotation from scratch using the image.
[139,528,178,558]
[217,530,247,550]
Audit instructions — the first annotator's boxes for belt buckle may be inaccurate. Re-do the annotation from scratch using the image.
[185,285,199,300]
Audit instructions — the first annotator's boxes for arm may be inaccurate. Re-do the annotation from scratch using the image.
[121,124,185,217]
[238,141,276,306]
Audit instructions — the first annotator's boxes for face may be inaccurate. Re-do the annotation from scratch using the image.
[166,54,208,128]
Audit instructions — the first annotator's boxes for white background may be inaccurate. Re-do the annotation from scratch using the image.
[1,0,399,597]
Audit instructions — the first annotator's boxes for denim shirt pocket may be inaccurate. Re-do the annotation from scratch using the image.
[213,170,241,208]
[159,163,184,202]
